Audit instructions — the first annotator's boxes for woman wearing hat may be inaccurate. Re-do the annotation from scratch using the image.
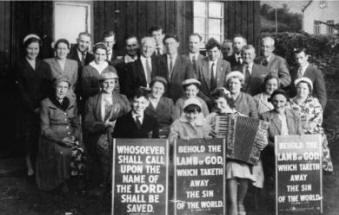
[289,77,333,173]
[173,78,209,119]
[81,43,118,102]
[15,34,52,176]
[36,77,85,191]
[145,76,175,137]
[44,39,78,98]
[84,71,130,187]
[169,97,211,143]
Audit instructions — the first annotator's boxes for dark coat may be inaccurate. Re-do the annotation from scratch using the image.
[225,54,242,70]
[145,96,175,129]
[68,45,94,68]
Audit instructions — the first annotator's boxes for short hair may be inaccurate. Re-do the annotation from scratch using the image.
[295,79,313,94]
[125,35,138,43]
[150,76,167,90]
[205,38,221,50]
[103,30,115,39]
[233,34,247,44]
[93,42,108,53]
[23,37,42,48]
[293,47,309,55]
[263,74,280,88]
[269,89,289,102]
[133,87,150,100]
[78,32,91,39]
[163,34,180,43]
[262,36,275,46]
[141,36,156,47]
[53,76,71,88]
[183,104,202,113]
[54,39,70,50]
[148,25,164,34]
[189,33,202,41]
[223,39,233,44]
[211,88,235,108]
[241,44,256,53]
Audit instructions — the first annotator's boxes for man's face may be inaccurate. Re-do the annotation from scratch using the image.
[152,30,164,46]
[126,37,139,56]
[261,40,274,57]
[221,42,233,57]
[188,35,201,54]
[77,34,91,52]
[233,37,246,53]
[242,48,255,64]
[164,38,179,55]
[295,52,309,67]
[132,96,149,115]
[104,35,115,51]
[207,47,220,61]
[141,39,155,58]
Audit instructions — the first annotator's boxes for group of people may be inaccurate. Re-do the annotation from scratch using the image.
[16,25,333,215]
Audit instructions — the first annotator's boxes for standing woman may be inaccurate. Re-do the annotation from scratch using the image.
[36,77,85,191]
[44,39,78,98]
[81,43,118,102]
[15,34,52,176]
[289,77,333,173]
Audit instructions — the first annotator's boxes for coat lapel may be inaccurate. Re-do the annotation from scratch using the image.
[95,94,103,121]
[202,58,211,88]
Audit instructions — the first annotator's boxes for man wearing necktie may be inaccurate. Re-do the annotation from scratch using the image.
[255,36,291,88]
[102,30,117,65]
[290,47,327,108]
[186,33,204,73]
[195,38,231,107]
[225,35,247,70]
[149,26,166,56]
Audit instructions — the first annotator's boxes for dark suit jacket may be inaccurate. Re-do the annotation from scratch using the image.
[113,112,159,138]
[156,54,195,101]
[196,57,231,102]
[185,53,205,74]
[290,64,327,109]
[234,63,270,96]
[225,54,242,70]
[124,56,160,98]
[255,54,291,88]
[68,45,94,68]
[145,96,175,128]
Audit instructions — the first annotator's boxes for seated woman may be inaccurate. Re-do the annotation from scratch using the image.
[260,89,303,195]
[289,77,333,173]
[253,74,279,114]
[113,88,159,138]
[174,79,209,119]
[145,76,175,138]
[84,71,130,186]
[169,97,211,143]
[36,77,85,191]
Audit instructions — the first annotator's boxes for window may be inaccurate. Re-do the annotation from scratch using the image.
[193,1,224,46]
[314,20,321,35]
[327,20,334,35]
[54,1,92,45]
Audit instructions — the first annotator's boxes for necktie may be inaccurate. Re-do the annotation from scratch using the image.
[169,57,174,79]
[135,115,142,129]
[192,55,197,71]
[210,63,216,89]
[81,52,86,66]
[245,65,251,80]
[156,47,161,56]
[146,58,152,84]
[297,67,303,78]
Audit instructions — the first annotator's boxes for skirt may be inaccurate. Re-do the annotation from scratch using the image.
[226,161,255,182]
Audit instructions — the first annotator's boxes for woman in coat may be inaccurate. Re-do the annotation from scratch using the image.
[15,34,52,176]
[36,77,85,191]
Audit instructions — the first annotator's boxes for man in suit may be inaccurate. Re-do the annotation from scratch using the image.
[196,38,231,107]
[124,37,159,98]
[225,35,247,69]
[103,30,119,66]
[186,33,204,73]
[156,34,195,101]
[235,45,269,96]
[149,26,166,56]
[291,47,327,108]
[113,88,159,138]
[68,32,94,68]
[255,36,291,88]
[221,39,233,60]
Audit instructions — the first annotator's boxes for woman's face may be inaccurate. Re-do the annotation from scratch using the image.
[95,48,107,63]
[265,78,279,95]
[102,79,115,94]
[26,42,40,60]
[228,78,242,94]
[56,42,69,60]
[215,97,232,113]
[272,94,287,114]
[56,81,69,100]
[184,84,199,98]
[185,110,199,123]
[151,81,165,99]
[296,82,310,99]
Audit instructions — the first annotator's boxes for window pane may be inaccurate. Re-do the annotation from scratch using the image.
[194,17,206,35]
[208,34,222,43]
[194,1,206,17]
[209,2,223,18]
[208,19,222,35]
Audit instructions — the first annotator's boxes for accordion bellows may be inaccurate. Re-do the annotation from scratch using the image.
[213,114,269,165]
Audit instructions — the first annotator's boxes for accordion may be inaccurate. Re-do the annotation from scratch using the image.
[212,113,268,165]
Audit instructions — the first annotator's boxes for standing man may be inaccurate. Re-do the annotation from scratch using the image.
[291,47,327,108]
[225,35,247,69]
[156,34,195,101]
[102,30,118,65]
[149,26,166,56]
[221,39,233,59]
[68,32,94,68]
[256,36,291,88]
[235,45,269,96]
[196,38,231,107]
[186,33,204,74]
[124,37,160,98]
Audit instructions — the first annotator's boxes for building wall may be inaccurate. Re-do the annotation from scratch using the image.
[303,0,339,35]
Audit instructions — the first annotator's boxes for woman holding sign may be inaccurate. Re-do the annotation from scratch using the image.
[289,77,333,173]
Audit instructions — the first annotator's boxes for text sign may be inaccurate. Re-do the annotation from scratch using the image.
[174,138,226,215]
[275,135,323,215]
[112,139,169,215]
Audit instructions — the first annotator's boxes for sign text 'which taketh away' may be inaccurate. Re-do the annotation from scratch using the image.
[112,139,169,215]
[275,135,323,215]
[174,138,226,215]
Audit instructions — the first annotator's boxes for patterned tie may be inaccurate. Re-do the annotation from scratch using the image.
[210,62,216,89]
[146,58,152,84]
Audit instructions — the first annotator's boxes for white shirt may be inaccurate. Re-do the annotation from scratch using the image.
[89,61,109,74]
[235,53,242,64]
[298,62,309,77]
[208,60,218,77]
[132,112,144,124]
[101,93,113,121]
[26,58,36,70]
[77,49,86,62]
[245,62,254,75]
[278,113,289,136]
[167,54,177,73]
[124,54,138,63]
[140,55,152,84]
[189,53,199,63]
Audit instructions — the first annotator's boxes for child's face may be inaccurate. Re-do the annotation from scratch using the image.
[132,96,149,115]
[184,84,199,98]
